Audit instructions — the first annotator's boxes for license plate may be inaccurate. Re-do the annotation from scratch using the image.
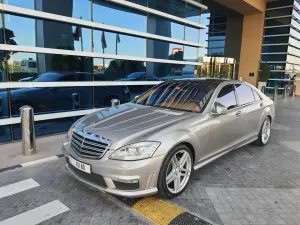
[69,155,91,174]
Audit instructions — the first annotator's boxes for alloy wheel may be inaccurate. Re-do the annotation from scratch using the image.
[261,118,271,144]
[165,150,192,194]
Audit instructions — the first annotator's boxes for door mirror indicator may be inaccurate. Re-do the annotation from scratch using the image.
[212,103,228,116]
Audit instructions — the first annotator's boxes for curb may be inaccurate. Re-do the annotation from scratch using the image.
[114,195,213,225]
[0,154,64,173]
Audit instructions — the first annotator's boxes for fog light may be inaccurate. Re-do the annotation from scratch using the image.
[112,178,139,184]
[112,179,140,190]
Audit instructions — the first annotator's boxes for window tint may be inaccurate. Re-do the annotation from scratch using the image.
[215,85,237,110]
[235,84,255,105]
[252,90,262,101]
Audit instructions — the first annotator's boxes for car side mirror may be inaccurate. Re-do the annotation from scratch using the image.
[212,103,228,116]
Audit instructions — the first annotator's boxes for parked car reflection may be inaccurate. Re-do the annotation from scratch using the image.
[118,72,160,100]
[5,72,131,115]
[160,71,196,81]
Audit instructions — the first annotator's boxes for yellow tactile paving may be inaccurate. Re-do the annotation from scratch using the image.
[132,196,184,225]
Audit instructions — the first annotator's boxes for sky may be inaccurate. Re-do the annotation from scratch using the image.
[4,0,208,63]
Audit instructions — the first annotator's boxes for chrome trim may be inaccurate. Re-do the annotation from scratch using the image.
[0,4,204,48]
[0,44,203,66]
[103,0,205,29]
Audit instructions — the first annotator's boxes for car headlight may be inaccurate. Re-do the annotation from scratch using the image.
[109,142,160,161]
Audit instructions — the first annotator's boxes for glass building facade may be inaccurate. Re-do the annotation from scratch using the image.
[0,0,246,143]
[262,0,300,90]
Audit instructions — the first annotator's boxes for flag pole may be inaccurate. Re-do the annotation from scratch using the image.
[80,17,83,52]
[103,48,105,70]
[116,35,118,55]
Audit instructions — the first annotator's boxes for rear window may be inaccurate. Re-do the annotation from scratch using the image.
[235,84,255,105]
[133,81,216,113]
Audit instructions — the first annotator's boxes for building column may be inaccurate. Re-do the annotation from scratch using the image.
[238,11,265,86]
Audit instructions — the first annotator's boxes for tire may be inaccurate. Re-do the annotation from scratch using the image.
[254,117,271,146]
[157,144,193,198]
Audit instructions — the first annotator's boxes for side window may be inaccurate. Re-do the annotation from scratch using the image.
[215,85,238,110]
[252,89,262,101]
[235,84,255,105]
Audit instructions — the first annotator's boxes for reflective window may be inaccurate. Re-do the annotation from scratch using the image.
[262,54,287,61]
[147,15,184,40]
[4,15,91,52]
[0,125,11,143]
[208,48,225,56]
[288,46,300,57]
[185,26,200,43]
[265,8,293,18]
[265,17,292,26]
[146,40,183,60]
[208,40,225,48]
[262,45,288,53]
[0,89,9,118]
[264,27,290,35]
[215,85,237,110]
[147,62,173,79]
[186,4,201,23]
[260,63,286,70]
[93,1,147,32]
[10,86,93,115]
[263,36,289,44]
[93,30,146,57]
[267,0,293,8]
[235,84,255,105]
[4,0,91,20]
[148,0,186,19]
[12,117,80,140]
[7,52,93,82]
[184,46,199,61]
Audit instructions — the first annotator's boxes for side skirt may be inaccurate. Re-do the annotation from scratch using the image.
[193,137,257,171]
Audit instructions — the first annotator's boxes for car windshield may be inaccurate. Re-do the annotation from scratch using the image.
[127,72,144,79]
[133,81,216,113]
[32,73,63,82]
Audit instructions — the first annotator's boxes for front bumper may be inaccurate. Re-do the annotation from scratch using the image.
[64,152,165,198]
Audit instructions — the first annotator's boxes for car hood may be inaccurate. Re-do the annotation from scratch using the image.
[74,103,195,149]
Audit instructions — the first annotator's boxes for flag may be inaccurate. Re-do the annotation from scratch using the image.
[116,34,121,43]
[73,26,82,41]
[101,31,107,50]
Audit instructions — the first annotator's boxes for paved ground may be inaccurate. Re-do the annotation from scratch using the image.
[0,97,299,225]
[0,134,65,169]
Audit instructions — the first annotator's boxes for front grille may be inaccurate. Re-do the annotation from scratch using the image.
[70,131,110,159]
[113,180,140,190]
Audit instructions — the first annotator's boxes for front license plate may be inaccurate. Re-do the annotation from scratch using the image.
[69,155,91,174]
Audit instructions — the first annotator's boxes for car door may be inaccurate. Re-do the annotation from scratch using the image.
[206,84,244,156]
[235,84,265,141]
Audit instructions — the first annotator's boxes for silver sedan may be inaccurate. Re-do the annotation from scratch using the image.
[62,79,275,198]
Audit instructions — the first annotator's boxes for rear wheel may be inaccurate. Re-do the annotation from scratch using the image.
[157,144,193,198]
[254,117,271,146]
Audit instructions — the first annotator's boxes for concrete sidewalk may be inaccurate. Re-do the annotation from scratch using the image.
[0,133,65,169]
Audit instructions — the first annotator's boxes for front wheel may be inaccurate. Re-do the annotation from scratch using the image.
[157,144,193,198]
[254,117,271,146]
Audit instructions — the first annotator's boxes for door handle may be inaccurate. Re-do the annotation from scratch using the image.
[236,111,242,117]
[260,103,264,107]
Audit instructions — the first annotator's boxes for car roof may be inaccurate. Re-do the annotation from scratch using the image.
[163,78,233,86]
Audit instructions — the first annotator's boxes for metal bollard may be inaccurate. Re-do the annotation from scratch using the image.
[20,105,36,156]
[0,97,3,117]
[111,99,120,107]
[261,86,266,94]
[292,84,296,97]
[283,85,288,98]
[273,85,278,101]
[72,93,80,109]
